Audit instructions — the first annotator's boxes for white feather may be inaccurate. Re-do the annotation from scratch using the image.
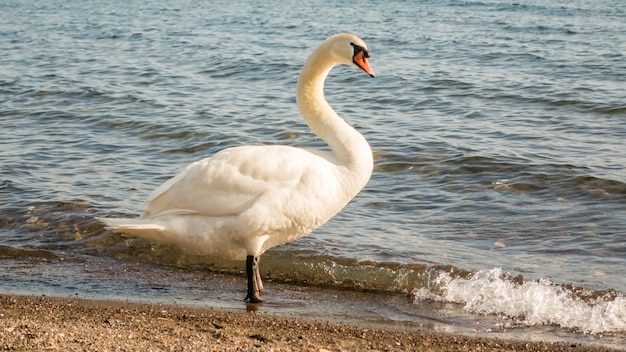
[98,33,374,261]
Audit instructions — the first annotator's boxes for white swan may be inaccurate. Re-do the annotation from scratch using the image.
[98,33,375,303]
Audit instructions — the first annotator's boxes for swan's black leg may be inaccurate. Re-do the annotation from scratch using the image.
[244,255,265,303]
[254,255,264,292]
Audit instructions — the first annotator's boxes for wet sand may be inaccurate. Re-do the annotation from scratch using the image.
[0,294,620,352]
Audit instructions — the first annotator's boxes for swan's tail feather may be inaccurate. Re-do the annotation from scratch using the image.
[97,217,246,259]
[97,217,184,248]
[97,217,165,232]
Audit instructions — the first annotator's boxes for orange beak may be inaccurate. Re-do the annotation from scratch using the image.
[353,51,375,78]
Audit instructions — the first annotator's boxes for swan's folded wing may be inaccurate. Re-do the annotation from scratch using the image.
[142,145,329,219]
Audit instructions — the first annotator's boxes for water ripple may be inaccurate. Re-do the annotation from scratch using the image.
[1,0,625,336]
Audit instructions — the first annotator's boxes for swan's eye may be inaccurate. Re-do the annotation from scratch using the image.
[350,42,370,59]
[350,41,374,77]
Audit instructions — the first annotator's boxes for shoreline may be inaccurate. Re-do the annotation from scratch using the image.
[0,294,621,351]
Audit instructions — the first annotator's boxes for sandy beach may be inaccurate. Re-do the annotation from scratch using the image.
[0,294,620,352]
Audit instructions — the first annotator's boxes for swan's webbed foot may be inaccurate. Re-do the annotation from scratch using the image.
[245,291,265,304]
[244,255,265,303]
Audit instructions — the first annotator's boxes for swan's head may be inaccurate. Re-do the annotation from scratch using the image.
[327,33,375,78]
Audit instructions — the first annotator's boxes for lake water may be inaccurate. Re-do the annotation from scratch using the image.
[1,0,625,348]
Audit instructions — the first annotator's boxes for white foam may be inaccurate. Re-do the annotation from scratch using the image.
[413,268,626,334]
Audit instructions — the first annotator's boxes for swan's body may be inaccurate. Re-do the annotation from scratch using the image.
[99,33,375,303]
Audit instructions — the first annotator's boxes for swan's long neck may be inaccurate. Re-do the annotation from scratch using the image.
[296,42,373,187]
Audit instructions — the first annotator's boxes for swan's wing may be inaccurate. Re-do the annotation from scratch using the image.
[142,145,333,219]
